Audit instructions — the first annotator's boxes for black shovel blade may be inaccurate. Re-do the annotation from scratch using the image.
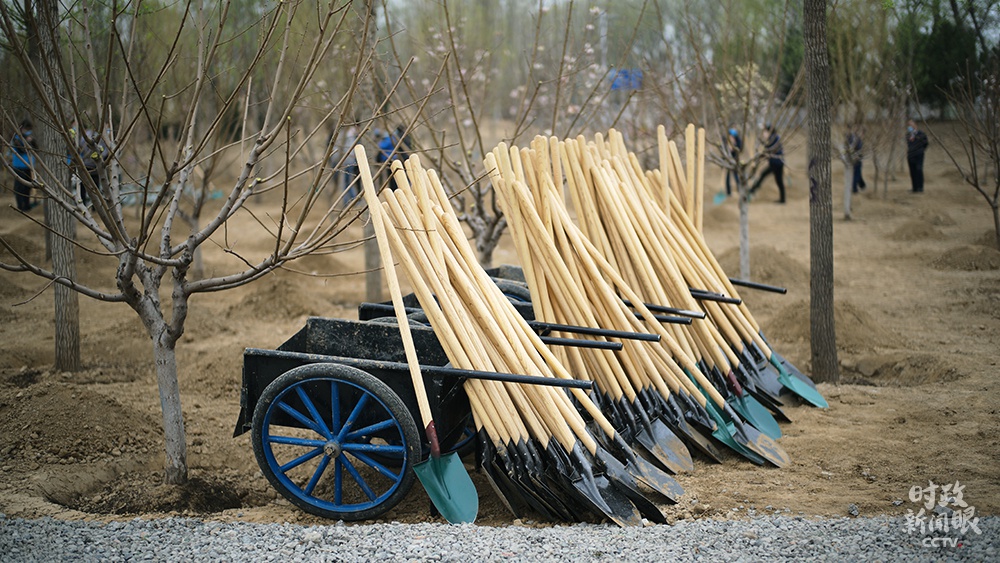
[721,403,790,468]
[567,442,643,527]
[478,432,526,518]
[602,432,684,504]
[543,441,604,522]
[495,440,561,521]
[657,393,726,464]
[628,397,695,473]
[516,439,576,521]
[739,348,786,403]
[673,380,718,434]
[746,385,793,423]
[593,446,668,524]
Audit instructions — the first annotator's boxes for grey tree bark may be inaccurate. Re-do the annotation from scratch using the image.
[842,159,853,220]
[35,0,80,372]
[804,0,839,383]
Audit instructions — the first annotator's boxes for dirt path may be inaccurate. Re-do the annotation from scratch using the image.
[1,133,998,526]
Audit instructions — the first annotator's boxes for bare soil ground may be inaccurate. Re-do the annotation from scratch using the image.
[1,134,998,527]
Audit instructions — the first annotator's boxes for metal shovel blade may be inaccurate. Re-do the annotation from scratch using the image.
[717,401,790,468]
[746,385,793,422]
[770,355,829,408]
[768,346,818,389]
[702,398,768,465]
[478,432,526,518]
[732,418,790,468]
[413,452,479,524]
[551,442,642,527]
[593,446,668,523]
[568,443,642,527]
[516,440,576,521]
[729,392,782,440]
[656,391,725,463]
[629,400,695,473]
[602,432,684,503]
[738,348,786,404]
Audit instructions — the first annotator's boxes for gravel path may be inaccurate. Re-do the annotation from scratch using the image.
[1,514,995,562]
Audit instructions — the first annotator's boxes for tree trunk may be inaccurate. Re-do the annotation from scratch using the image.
[804,0,839,383]
[842,160,853,220]
[151,325,188,485]
[36,0,80,372]
[738,172,750,280]
[993,203,1000,252]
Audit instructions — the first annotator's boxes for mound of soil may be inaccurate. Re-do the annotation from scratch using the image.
[932,245,1000,271]
[0,371,159,467]
[227,273,323,321]
[842,352,962,386]
[716,245,809,289]
[888,220,946,242]
[974,229,999,248]
[764,299,905,355]
[920,210,956,227]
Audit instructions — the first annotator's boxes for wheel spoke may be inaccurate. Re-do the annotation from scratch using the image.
[277,445,325,473]
[345,418,397,441]
[345,450,404,481]
[266,434,326,448]
[342,442,407,455]
[336,393,370,440]
[295,386,332,439]
[304,454,331,495]
[276,400,327,437]
[340,454,377,501]
[330,381,341,435]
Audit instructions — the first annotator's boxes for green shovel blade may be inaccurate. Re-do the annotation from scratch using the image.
[414,452,479,524]
[702,398,767,465]
[771,356,829,408]
[730,393,782,440]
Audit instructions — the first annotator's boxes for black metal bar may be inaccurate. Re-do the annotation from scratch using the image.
[728,278,787,294]
[688,289,742,305]
[419,364,593,389]
[244,347,594,389]
[539,336,623,350]
[528,321,661,342]
[362,301,657,342]
[632,312,694,324]
[620,299,706,319]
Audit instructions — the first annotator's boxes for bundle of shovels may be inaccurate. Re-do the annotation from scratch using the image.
[484,128,827,463]
[357,147,683,527]
[352,122,826,526]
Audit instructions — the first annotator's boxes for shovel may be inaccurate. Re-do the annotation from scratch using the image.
[357,147,478,524]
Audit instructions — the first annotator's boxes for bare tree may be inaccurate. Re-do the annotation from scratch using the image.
[932,56,1000,250]
[804,0,838,383]
[649,0,805,280]
[0,0,395,485]
[378,0,650,266]
[829,0,895,219]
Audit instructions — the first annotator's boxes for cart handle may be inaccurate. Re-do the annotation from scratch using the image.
[418,364,594,389]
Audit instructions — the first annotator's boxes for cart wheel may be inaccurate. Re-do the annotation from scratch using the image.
[252,363,419,521]
[493,279,532,302]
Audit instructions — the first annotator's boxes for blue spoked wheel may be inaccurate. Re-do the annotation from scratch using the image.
[251,363,419,521]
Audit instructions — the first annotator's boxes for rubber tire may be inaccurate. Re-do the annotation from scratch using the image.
[251,363,419,521]
[493,279,532,302]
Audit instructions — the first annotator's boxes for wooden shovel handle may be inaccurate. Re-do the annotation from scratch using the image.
[356,146,440,456]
